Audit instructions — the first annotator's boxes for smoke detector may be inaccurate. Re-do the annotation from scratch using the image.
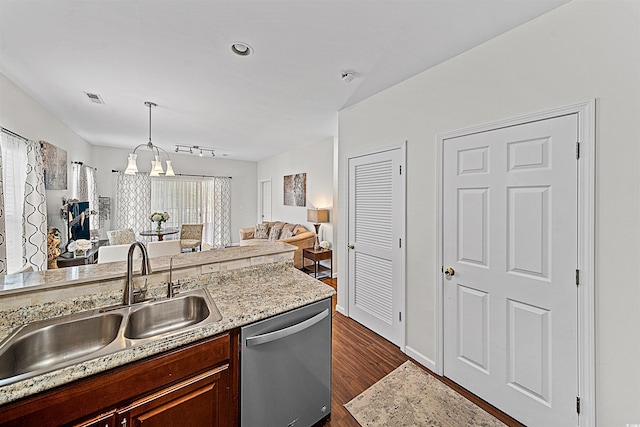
[341,72,355,83]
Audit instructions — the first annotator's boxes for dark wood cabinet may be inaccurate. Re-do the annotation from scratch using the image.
[117,366,229,427]
[75,412,116,427]
[0,331,238,427]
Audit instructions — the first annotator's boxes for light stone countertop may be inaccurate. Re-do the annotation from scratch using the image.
[0,250,335,405]
[0,242,297,295]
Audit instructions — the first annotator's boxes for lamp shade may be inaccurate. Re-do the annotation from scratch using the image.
[124,153,138,175]
[165,160,175,176]
[307,208,329,224]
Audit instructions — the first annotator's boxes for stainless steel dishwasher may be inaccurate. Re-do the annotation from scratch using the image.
[240,298,332,427]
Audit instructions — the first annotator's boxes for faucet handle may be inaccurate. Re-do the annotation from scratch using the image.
[133,278,149,302]
[168,280,181,298]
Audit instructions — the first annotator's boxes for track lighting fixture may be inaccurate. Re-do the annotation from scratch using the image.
[175,144,216,157]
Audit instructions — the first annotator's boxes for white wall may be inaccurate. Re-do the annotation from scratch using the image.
[0,73,94,235]
[338,0,639,425]
[257,136,335,252]
[1,71,258,246]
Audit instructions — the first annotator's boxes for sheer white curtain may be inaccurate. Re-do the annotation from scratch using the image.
[1,132,27,273]
[151,176,231,247]
[72,163,99,232]
[0,131,47,273]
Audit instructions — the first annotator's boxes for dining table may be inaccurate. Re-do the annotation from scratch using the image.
[139,227,180,241]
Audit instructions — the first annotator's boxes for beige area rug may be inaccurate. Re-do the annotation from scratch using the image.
[345,361,507,427]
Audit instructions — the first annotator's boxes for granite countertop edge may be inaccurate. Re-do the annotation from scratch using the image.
[0,267,335,405]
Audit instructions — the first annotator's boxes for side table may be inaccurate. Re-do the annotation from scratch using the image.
[302,248,332,279]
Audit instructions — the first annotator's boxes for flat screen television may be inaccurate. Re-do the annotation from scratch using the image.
[68,201,90,241]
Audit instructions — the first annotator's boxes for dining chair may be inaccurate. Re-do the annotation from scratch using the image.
[147,240,182,258]
[97,244,140,264]
[106,228,136,246]
[180,224,204,252]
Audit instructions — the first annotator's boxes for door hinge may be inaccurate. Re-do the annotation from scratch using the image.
[576,396,581,414]
[399,238,402,248]
[576,269,580,286]
[399,312,402,322]
[576,142,581,159]
[399,165,402,175]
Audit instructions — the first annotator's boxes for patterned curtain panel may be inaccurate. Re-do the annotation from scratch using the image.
[0,144,6,275]
[213,177,231,247]
[116,173,151,242]
[23,140,47,270]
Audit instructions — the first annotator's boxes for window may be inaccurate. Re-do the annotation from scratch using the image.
[151,176,231,248]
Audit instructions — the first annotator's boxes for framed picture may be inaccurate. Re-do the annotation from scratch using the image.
[40,141,67,190]
[283,173,306,206]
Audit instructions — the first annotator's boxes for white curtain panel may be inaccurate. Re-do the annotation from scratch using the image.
[116,172,151,242]
[86,165,99,232]
[0,131,27,273]
[23,140,47,270]
[0,141,6,275]
[151,176,231,248]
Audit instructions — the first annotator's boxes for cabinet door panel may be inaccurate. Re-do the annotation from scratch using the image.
[119,366,229,427]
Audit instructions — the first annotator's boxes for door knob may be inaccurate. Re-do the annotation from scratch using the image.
[348,243,355,249]
[444,267,455,277]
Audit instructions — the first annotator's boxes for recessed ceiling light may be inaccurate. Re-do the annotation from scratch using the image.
[230,42,253,56]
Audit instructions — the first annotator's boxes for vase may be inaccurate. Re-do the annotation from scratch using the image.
[156,223,163,233]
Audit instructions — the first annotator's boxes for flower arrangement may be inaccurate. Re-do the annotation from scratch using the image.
[67,239,92,257]
[150,211,170,232]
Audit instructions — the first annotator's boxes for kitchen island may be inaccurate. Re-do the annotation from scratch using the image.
[0,242,335,425]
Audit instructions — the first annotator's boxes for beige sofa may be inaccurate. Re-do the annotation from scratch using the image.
[239,221,316,269]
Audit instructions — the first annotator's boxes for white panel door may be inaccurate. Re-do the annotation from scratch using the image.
[260,179,272,222]
[443,115,578,426]
[348,148,403,346]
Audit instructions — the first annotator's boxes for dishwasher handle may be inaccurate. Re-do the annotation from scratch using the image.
[245,309,329,347]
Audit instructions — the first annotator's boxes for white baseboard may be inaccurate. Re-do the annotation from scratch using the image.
[404,346,436,373]
[336,304,347,315]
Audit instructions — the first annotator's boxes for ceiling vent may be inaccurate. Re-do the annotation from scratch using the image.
[84,92,105,104]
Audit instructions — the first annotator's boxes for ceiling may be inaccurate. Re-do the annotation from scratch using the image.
[0,0,568,162]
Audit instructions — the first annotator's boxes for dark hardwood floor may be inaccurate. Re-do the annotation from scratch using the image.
[318,277,524,427]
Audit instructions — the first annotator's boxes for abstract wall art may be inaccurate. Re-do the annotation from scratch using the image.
[283,173,306,206]
[40,141,67,190]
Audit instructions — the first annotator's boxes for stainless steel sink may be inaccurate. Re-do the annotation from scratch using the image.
[125,292,221,340]
[0,288,222,387]
[0,312,123,383]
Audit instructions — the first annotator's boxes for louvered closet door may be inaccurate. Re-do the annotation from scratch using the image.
[348,148,403,346]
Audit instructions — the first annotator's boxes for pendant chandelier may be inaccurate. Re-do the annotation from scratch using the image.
[124,101,175,176]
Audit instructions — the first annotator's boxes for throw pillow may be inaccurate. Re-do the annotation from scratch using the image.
[280,229,294,240]
[281,223,296,235]
[293,224,307,235]
[268,226,281,242]
[254,222,270,239]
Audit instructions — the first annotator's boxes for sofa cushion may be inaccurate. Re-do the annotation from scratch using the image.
[281,223,296,235]
[254,222,270,239]
[268,226,281,242]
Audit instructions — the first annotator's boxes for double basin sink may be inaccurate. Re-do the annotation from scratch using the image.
[0,288,222,387]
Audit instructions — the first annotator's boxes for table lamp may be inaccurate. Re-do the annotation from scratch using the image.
[307,208,330,250]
